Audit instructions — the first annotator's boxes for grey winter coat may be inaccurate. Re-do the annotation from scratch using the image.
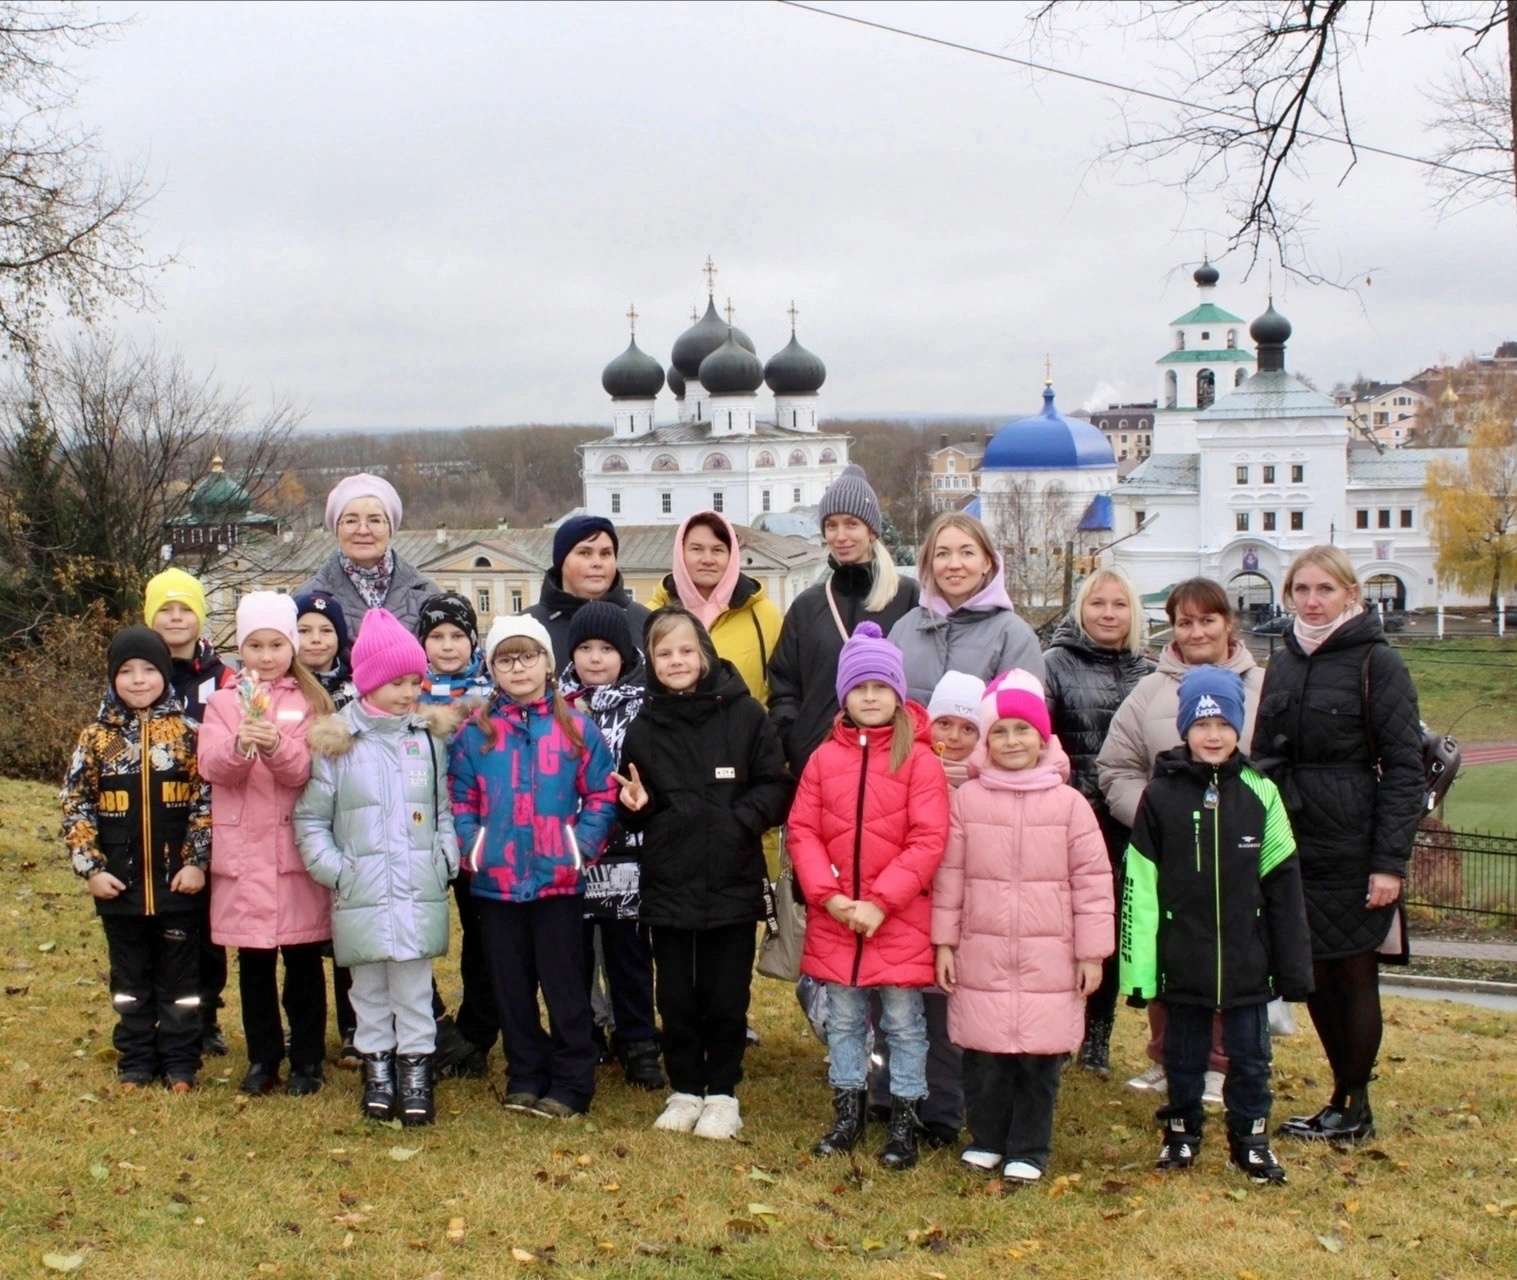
[888,601,1045,706]
[296,552,440,635]
[294,702,459,968]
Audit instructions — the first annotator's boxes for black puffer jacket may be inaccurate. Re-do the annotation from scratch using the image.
[1250,610,1424,960]
[620,653,795,931]
[766,561,918,771]
[1042,615,1152,809]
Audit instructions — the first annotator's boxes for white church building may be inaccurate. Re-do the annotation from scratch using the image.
[581,272,850,526]
[1111,264,1475,612]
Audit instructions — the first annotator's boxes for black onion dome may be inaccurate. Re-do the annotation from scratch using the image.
[601,338,665,399]
[671,298,755,377]
[763,333,826,395]
[698,331,764,394]
[1249,302,1292,347]
[667,363,686,398]
[1193,259,1220,287]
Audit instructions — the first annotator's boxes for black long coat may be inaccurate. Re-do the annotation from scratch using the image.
[620,657,795,931]
[1250,610,1424,959]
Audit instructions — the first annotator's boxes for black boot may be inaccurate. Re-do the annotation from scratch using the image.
[1078,1016,1113,1079]
[878,1097,920,1171]
[811,1088,867,1156]
[1155,1115,1203,1170]
[617,1038,667,1092]
[360,1051,396,1121]
[1228,1115,1287,1184]
[1278,1085,1375,1145]
[397,1054,435,1127]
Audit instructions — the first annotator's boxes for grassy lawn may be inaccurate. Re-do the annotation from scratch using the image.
[3,778,1515,1279]
[1445,762,1517,837]
[1391,639,1517,745]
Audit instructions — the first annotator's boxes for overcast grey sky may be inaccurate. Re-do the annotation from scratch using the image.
[71,0,1517,429]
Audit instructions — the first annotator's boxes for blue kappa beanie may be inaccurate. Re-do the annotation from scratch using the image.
[1176,664,1246,739]
[553,515,619,576]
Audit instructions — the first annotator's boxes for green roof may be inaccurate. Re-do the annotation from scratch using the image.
[1156,349,1256,364]
[1169,302,1244,326]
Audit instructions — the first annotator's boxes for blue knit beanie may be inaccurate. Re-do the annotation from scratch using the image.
[1176,664,1245,738]
[553,515,619,575]
[293,590,350,655]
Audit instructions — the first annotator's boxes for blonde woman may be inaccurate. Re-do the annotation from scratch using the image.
[1251,547,1423,1146]
[1042,567,1152,1077]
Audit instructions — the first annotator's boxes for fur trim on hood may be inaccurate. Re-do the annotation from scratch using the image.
[307,702,454,757]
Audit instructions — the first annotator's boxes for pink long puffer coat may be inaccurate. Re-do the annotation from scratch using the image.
[788,702,949,989]
[932,738,1114,1056]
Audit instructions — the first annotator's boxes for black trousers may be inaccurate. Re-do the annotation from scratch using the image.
[962,1049,1067,1171]
[102,913,202,1081]
[1159,1001,1272,1130]
[237,942,327,1067]
[650,923,756,1098]
[197,897,227,1018]
[583,919,658,1044]
[478,895,596,1111]
[453,872,500,1051]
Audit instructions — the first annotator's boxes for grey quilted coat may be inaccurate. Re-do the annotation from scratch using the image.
[294,702,459,968]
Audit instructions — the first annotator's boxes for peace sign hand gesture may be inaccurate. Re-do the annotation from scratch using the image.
[611,763,648,811]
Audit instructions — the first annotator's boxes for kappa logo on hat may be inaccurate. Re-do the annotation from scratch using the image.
[1194,693,1224,720]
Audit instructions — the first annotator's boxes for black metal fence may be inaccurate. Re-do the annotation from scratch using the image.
[1407,827,1517,920]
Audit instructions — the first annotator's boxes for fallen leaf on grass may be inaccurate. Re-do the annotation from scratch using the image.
[510,1247,536,1263]
[727,1217,766,1238]
[37,941,56,953]
[747,1203,777,1219]
[600,1182,620,1193]
[88,1165,107,1181]
[446,1217,466,1242]
[41,1255,84,1274]
[747,1166,778,1184]
[388,1147,420,1161]
[575,1154,593,1167]
[1315,1231,1345,1254]
[633,1241,668,1257]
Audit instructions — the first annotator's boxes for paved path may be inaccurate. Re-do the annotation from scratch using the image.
[1413,938,1517,962]
[1385,984,1517,1013]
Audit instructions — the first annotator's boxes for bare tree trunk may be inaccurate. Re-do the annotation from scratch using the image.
[1509,9,1517,212]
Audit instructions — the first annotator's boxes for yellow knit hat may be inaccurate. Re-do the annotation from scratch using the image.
[143,567,208,631]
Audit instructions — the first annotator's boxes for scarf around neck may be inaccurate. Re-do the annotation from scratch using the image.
[671,511,741,629]
[1293,603,1364,656]
[340,547,395,611]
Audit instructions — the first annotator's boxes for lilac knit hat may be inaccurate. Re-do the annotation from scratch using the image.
[834,621,906,706]
[351,608,428,696]
[324,473,402,535]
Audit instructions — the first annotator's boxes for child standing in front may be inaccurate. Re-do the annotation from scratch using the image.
[448,616,617,1118]
[61,626,212,1090]
[199,592,334,1097]
[614,607,794,1138]
[296,609,459,1126]
[787,621,949,1171]
[932,670,1114,1184]
[144,567,236,1059]
[1122,665,1312,1184]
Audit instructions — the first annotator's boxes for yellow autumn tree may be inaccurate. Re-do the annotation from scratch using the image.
[1426,402,1517,610]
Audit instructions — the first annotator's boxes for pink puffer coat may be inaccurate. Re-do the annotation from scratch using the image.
[932,739,1114,1055]
[788,703,949,989]
[200,677,330,950]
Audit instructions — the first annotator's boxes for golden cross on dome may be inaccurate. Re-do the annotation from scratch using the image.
[690,306,698,323]
[626,303,638,336]
[1044,353,1053,386]
[788,300,798,332]
[724,297,735,325]
[703,256,717,297]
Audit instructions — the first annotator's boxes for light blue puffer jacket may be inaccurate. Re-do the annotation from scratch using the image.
[294,702,459,967]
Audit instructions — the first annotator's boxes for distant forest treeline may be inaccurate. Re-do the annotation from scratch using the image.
[274,419,997,539]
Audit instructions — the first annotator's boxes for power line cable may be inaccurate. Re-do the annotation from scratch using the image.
[778,1,1491,181]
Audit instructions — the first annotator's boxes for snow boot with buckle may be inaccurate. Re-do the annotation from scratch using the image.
[811,1088,867,1157]
[878,1097,921,1171]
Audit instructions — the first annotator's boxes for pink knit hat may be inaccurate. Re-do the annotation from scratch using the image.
[980,668,1052,741]
[236,591,300,651]
[350,608,427,696]
[324,473,402,535]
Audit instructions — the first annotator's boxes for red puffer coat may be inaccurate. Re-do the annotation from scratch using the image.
[788,702,949,988]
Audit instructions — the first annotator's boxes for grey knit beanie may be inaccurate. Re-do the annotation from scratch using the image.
[818,464,883,537]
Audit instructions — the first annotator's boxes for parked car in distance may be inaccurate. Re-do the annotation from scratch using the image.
[1250,614,1291,635]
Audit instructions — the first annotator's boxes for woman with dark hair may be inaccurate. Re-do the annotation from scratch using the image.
[1042,566,1152,1077]
[1252,547,1423,1145]
[1097,577,1264,1096]
[649,510,783,706]
[296,474,438,633]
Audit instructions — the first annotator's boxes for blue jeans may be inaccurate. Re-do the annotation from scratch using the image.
[825,984,927,1100]
[1159,1001,1272,1130]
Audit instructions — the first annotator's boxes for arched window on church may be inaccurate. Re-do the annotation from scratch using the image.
[819,447,838,464]
[1226,329,1238,350]
[1175,330,1185,351]
[755,450,776,468]
[1197,368,1216,409]
[1235,368,1247,387]
[789,449,808,467]
[473,556,492,569]
[1164,370,1178,409]
[601,455,628,472]
[703,453,732,471]
[652,454,680,472]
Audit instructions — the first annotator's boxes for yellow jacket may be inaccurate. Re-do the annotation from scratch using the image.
[649,574,783,707]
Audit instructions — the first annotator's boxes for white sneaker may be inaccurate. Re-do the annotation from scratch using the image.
[692,1093,742,1140]
[1202,1070,1225,1107]
[1002,1160,1043,1182]
[1126,1063,1168,1093]
[652,1092,704,1133]
[960,1148,1001,1172]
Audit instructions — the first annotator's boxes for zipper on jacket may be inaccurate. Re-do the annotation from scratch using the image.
[140,711,154,916]
[1192,809,1201,874]
[849,729,868,987]
[1212,768,1222,1006]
